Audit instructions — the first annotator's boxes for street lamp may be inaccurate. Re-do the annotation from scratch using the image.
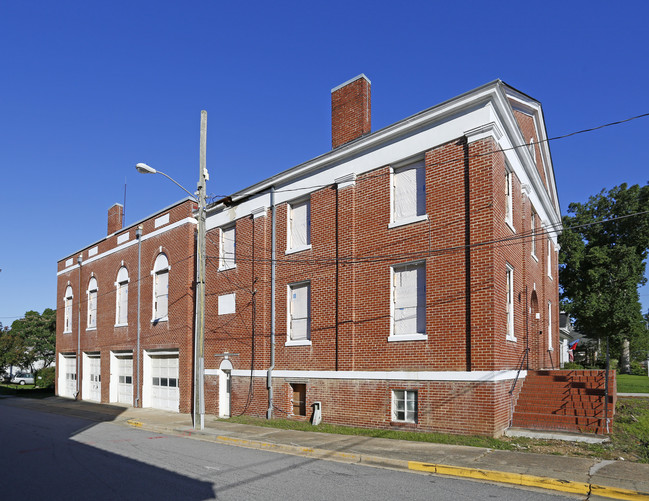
[135,111,208,430]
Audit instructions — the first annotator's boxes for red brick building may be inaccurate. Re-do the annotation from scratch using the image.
[56,199,197,413]
[56,76,561,436]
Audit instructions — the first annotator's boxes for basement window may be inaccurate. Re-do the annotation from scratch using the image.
[392,389,417,423]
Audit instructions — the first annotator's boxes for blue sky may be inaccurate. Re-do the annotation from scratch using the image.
[1,1,648,324]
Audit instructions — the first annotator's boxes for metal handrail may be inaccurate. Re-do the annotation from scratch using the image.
[509,348,530,395]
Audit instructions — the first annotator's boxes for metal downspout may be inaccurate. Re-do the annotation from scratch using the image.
[267,186,276,419]
[135,226,142,407]
[76,255,82,399]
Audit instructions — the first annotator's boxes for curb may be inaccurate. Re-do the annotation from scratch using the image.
[123,420,649,500]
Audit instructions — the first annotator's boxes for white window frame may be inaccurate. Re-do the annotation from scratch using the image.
[115,266,129,327]
[548,301,553,351]
[64,285,73,333]
[506,264,516,341]
[505,168,514,230]
[219,225,236,270]
[389,261,427,342]
[392,389,417,423]
[152,253,169,322]
[286,281,311,346]
[530,209,538,261]
[547,238,553,279]
[389,160,427,228]
[286,198,311,254]
[86,276,98,330]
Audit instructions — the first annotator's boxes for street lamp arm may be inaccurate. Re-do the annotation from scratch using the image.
[156,170,198,201]
[135,163,197,201]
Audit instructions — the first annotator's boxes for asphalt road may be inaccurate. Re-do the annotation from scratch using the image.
[0,397,579,501]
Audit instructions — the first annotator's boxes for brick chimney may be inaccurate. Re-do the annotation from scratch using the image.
[331,74,371,149]
[107,203,123,235]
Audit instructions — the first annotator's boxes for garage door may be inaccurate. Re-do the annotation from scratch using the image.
[117,356,133,405]
[150,355,179,412]
[82,354,101,402]
[58,354,77,398]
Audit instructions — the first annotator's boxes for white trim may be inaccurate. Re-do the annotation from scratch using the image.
[117,233,130,244]
[464,122,503,143]
[285,340,312,347]
[388,334,428,342]
[204,369,526,382]
[285,244,311,255]
[65,258,73,267]
[388,214,428,229]
[88,246,98,257]
[335,172,357,189]
[57,217,196,276]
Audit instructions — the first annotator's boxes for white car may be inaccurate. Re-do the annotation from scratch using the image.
[11,373,34,385]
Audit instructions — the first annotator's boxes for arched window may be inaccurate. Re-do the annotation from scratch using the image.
[115,266,129,326]
[64,286,73,333]
[87,276,98,329]
[152,254,169,321]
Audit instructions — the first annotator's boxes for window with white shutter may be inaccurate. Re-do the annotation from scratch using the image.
[64,286,73,333]
[115,266,129,326]
[392,161,426,225]
[87,277,98,329]
[219,226,236,270]
[152,254,169,321]
[288,199,311,252]
[288,282,310,344]
[390,262,426,341]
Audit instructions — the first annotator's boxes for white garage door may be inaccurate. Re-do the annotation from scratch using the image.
[117,356,133,405]
[82,354,101,402]
[58,354,77,399]
[150,355,179,412]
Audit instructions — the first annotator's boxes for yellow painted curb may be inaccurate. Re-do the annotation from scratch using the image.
[408,462,649,500]
[126,419,143,428]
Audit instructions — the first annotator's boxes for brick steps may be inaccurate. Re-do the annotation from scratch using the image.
[511,370,615,435]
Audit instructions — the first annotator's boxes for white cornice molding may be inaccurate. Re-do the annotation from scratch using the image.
[335,172,356,189]
[464,121,503,143]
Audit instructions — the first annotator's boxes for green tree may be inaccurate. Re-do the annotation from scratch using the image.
[7,309,57,371]
[559,183,649,373]
[0,329,28,373]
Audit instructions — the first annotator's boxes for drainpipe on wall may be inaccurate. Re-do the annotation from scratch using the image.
[267,186,276,419]
[76,254,82,399]
[135,225,143,407]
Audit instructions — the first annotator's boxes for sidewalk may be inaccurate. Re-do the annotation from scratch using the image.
[11,396,649,500]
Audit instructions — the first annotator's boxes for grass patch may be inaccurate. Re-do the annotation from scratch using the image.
[617,374,649,393]
[221,397,649,462]
[0,384,54,398]
[610,398,649,462]
[223,415,519,450]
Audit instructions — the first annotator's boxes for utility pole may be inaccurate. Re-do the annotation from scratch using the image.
[193,110,208,430]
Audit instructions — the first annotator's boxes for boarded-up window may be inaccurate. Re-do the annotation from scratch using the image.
[393,161,425,221]
[291,383,306,416]
[220,226,236,270]
[289,282,310,341]
[392,262,425,336]
[289,199,310,249]
[87,277,98,329]
[506,264,515,340]
[64,286,73,333]
[153,254,169,320]
[116,266,129,325]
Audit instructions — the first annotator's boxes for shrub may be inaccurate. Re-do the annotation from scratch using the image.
[35,367,55,389]
[630,361,648,376]
[562,362,585,370]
